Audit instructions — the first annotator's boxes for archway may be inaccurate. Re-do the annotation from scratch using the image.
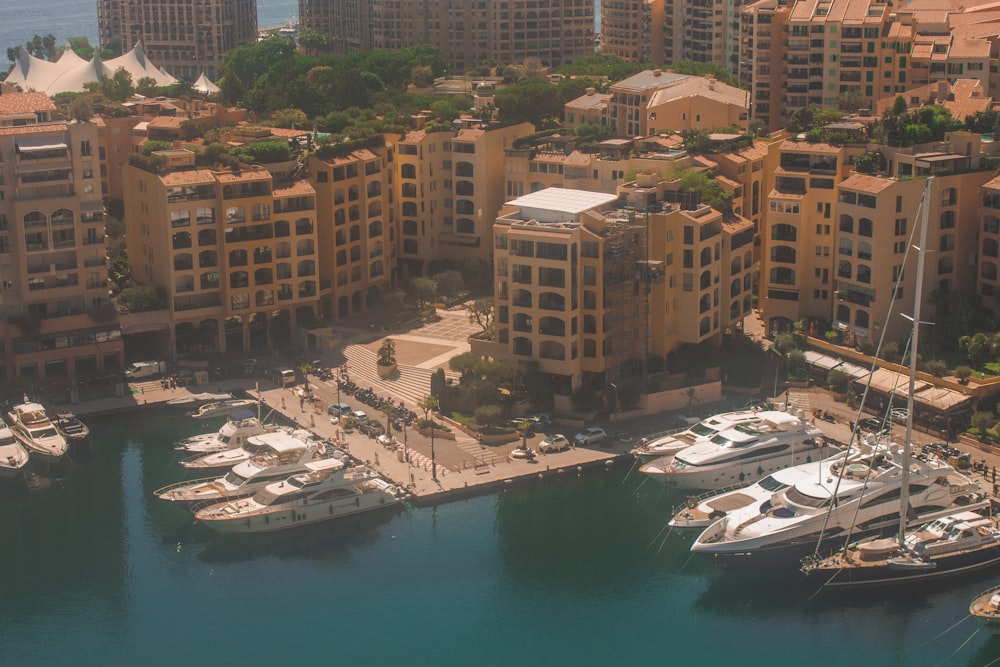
[224,316,244,354]
[248,311,268,351]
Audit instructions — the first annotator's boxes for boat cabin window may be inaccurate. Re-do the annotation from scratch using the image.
[783,486,832,508]
[31,427,58,439]
[690,422,719,437]
[759,475,790,493]
[223,472,247,485]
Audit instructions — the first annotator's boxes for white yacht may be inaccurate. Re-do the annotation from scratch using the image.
[194,459,403,534]
[639,410,834,490]
[156,443,349,504]
[8,397,68,462]
[180,430,317,471]
[175,411,281,454]
[689,440,983,570]
[631,410,765,462]
[191,398,258,419]
[0,417,30,478]
[970,585,1000,635]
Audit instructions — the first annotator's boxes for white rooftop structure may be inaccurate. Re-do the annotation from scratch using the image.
[192,73,220,95]
[506,188,620,222]
[5,41,177,96]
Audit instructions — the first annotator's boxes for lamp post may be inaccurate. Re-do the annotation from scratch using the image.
[430,421,437,482]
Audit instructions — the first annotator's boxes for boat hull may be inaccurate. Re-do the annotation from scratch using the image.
[806,544,1000,587]
[644,448,831,491]
[970,586,1000,635]
[198,492,399,534]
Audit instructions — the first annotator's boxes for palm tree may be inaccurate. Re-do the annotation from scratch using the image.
[382,403,397,439]
[297,362,314,391]
[419,393,439,423]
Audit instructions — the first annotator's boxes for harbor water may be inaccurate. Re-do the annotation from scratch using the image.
[1,412,999,666]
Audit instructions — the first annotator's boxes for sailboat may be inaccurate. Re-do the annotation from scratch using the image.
[800,177,1000,587]
[689,178,984,571]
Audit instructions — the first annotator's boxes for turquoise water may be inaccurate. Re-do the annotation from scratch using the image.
[1,412,999,666]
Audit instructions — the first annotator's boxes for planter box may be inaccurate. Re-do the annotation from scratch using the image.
[377,361,397,378]
[418,426,455,440]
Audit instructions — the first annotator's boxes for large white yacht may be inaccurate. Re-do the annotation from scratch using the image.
[175,411,282,454]
[194,459,403,533]
[631,409,766,462]
[190,398,258,419]
[8,397,68,462]
[0,417,30,478]
[180,430,317,471]
[638,410,835,490]
[689,440,983,570]
[156,443,349,504]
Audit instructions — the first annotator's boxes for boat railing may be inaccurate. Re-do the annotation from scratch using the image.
[154,475,221,498]
[670,481,754,517]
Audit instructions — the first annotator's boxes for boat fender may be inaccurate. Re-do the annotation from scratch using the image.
[687,496,698,509]
[739,472,745,482]
[757,466,764,476]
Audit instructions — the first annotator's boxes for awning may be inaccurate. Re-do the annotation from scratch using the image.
[16,137,67,152]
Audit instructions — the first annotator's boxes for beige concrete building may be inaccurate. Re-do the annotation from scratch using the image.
[739,0,1000,134]
[124,152,321,356]
[97,0,257,80]
[759,132,998,344]
[478,184,752,410]
[0,93,121,388]
[388,119,534,271]
[301,0,595,74]
[308,145,394,320]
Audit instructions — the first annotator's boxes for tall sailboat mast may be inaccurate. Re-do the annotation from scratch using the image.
[897,176,933,544]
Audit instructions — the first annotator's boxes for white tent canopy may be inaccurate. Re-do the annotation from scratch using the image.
[5,41,177,96]
[192,73,220,94]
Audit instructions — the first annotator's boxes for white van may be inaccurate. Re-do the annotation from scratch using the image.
[125,360,167,380]
[278,368,296,387]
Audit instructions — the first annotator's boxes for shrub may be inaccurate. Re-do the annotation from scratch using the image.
[956,365,973,383]
[827,369,850,394]
[926,360,947,377]
[474,404,502,426]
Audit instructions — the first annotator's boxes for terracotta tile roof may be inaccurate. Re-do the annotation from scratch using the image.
[982,174,1000,189]
[781,139,840,153]
[160,169,217,186]
[273,180,316,197]
[840,173,896,193]
[216,168,271,184]
[0,122,67,136]
[0,91,56,115]
[945,79,991,120]
[268,127,311,138]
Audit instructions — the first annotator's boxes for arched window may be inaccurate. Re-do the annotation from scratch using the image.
[350,225,361,242]
[228,249,247,266]
[985,238,999,258]
[198,228,216,246]
[200,272,219,289]
[296,239,314,255]
[858,241,872,261]
[940,210,956,229]
[253,246,272,264]
[769,267,795,285]
[700,247,712,267]
[367,181,381,197]
[839,214,854,234]
[982,262,998,281]
[837,305,850,323]
[402,183,417,198]
[172,232,192,250]
[839,238,853,256]
[368,221,383,237]
[350,246,361,262]
[274,219,290,237]
[335,229,347,245]
[455,161,474,177]
[938,256,954,275]
[770,245,796,264]
[940,234,955,252]
[229,271,248,288]
[403,239,418,254]
[771,223,796,242]
[369,260,384,278]
[699,294,711,313]
[456,199,474,215]
[336,250,347,266]
[730,278,741,297]
[334,210,346,226]
[456,180,474,196]
[858,218,873,237]
[173,253,193,271]
[254,268,273,285]
[297,260,316,277]
[199,250,218,268]
[731,257,743,273]
[175,275,194,293]
[456,218,475,234]
[402,202,417,217]
[295,218,313,235]
[403,221,418,235]
[368,201,382,218]
[855,310,870,328]
[857,264,871,284]
[401,164,416,179]
[838,260,851,279]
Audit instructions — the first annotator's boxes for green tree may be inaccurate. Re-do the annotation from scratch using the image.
[431,270,463,298]
[411,276,437,307]
[474,404,503,427]
[466,298,495,337]
[960,332,991,368]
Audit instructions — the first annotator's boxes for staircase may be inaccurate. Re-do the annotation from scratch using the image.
[325,343,434,408]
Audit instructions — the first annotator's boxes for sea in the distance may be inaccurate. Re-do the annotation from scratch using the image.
[1,412,999,666]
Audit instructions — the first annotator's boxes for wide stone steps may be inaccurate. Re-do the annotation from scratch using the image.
[329,344,435,409]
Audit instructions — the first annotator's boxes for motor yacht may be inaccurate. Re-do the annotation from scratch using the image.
[180,429,317,471]
[165,392,233,407]
[689,440,983,570]
[970,584,1000,635]
[638,410,835,491]
[190,398,258,419]
[0,417,30,478]
[53,412,89,444]
[802,508,1000,587]
[8,397,68,462]
[194,459,404,534]
[156,442,348,504]
[631,410,767,462]
[175,410,281,454]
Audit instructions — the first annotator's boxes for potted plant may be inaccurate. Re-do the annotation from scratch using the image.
[377,338,397,378]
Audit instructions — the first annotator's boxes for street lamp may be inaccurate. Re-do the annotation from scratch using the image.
[430,421,437,482]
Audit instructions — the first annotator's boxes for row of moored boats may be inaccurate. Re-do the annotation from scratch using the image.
[155,411,406,534]
[0,396,89,478]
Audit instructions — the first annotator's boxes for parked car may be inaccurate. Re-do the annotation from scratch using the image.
[890,408,909,424]
[362,419,385,437]
[327,402,353,417]
[858,417,889,435]
[529,413,551,428]
[574,427,608,447]
[538,434,570,453]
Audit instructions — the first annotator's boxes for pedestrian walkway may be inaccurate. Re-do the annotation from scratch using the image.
[330,343,434,408]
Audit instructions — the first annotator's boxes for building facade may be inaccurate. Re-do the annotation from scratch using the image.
[300,0,595,73]
[124,152,321,356]
[0,93,121,388]
[97,0,257,80]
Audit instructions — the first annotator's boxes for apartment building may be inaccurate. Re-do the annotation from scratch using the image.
[479,184,752,410]
[124,152,321,356]
[308,145,394,320]
[759,132,997,344]
[740,0,1000,134]
[389,119,534,270]
[97,0,257,80]
[601,0,742,71]
[978,176,1000,315]
[300,0,595,73]
[607,70,749,138]
[0,93,120,387]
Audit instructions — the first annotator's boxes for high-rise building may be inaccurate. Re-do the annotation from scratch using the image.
[300,0,595,73]
[97,0,257,81]
[0,92,121,387]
